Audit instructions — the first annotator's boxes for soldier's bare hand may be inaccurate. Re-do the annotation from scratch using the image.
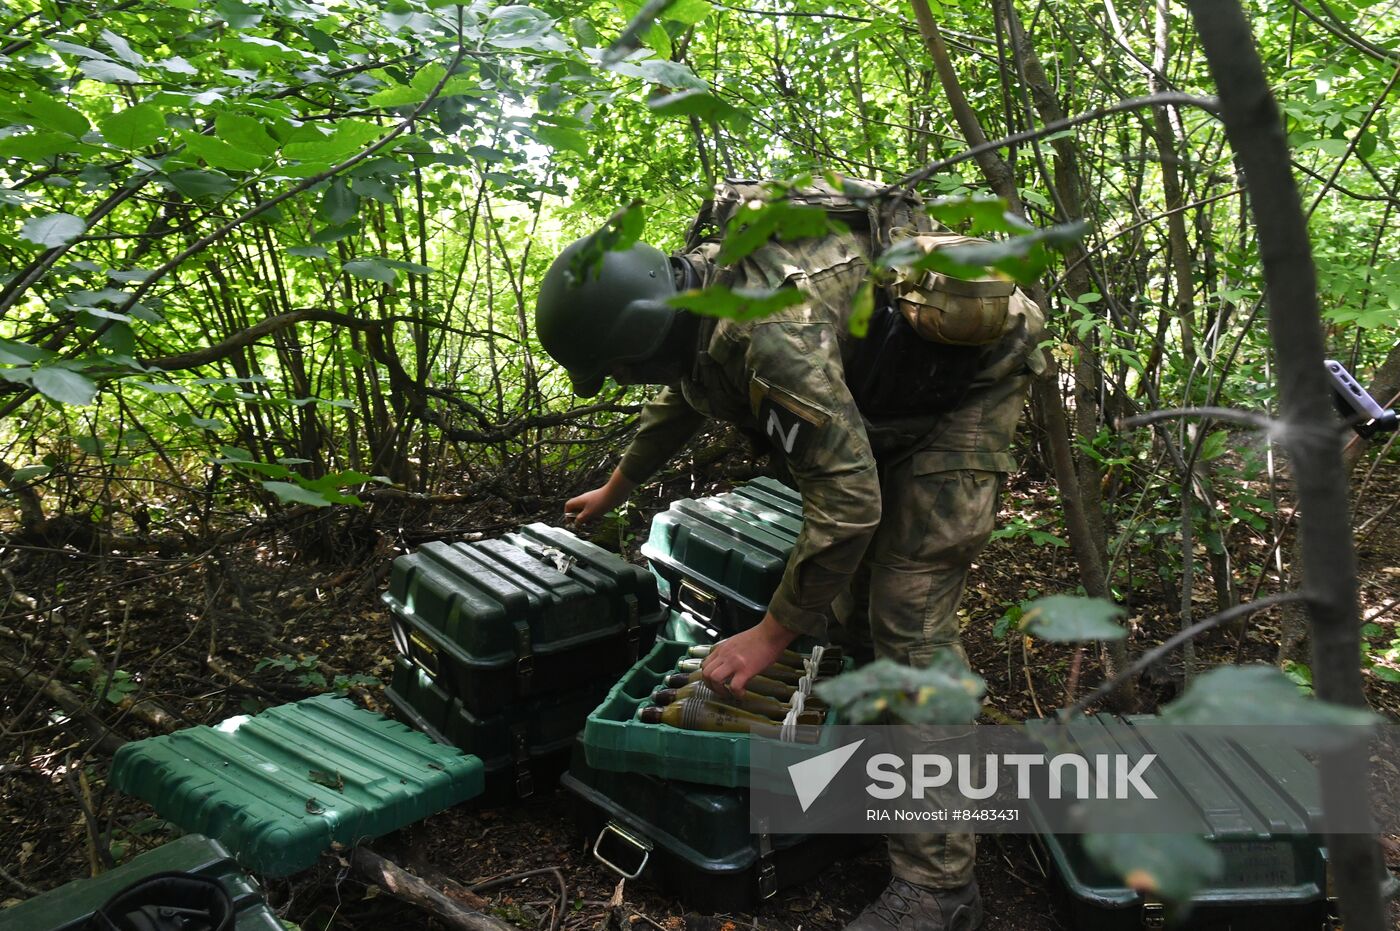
[700,614,799,696]
[564,469,638,525]
[564,487,617,525]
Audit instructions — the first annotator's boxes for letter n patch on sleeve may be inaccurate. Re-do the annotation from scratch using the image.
[754,379,829,462]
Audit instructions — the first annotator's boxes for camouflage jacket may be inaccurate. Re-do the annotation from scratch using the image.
[617,232,1044,637]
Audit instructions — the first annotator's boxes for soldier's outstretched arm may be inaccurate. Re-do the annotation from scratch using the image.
[616,385,707,486]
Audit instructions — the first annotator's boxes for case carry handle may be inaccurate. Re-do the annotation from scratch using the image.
[592,821,652,880]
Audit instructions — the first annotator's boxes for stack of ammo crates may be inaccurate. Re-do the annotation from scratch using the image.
[383,522,666,800]
[643,476,804,641]
[561,477,871,911]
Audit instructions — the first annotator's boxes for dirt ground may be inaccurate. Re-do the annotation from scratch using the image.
[3,457,1399,930]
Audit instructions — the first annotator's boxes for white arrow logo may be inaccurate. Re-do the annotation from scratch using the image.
[788,739,866,812]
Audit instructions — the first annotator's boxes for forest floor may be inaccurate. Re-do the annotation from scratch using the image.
[3,449,1400,930]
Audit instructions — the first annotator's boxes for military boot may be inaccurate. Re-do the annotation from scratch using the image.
[843,878,983,931]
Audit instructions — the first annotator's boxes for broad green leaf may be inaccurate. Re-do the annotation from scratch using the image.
[185,134,264,171]
[1083,834,1222,905]
[717,199,829,265]
[215,113,278,156]
[46,39,111,60]
[287,245,328,258]
[567,200,648,281]
[1160,665,1378,732]
[648,89,740,124]
[353,178,394,205]
[664,0,711,24]
[344,259,397,283]
[382,258,434,275]
[410,64,447,94]
[606,0,679,63]
[0,132,78,161]
[1198,430,1229,462]
[925,195,1019,234]
[636,59,708,90]
[319,179,359,225]
[911,221,1091,285]
[20,92,90,137]
[10,465,51,484]
[311,221,361,243]
[466,145,509,163]
[100,105,165,149]
[368,85,426,108]
[158,56,199,75]
[164,169,236,199]
[814,657,986,724]
[284,121,380,161]
[262,481,333,507]
[80,59,141,83]
[20,213,86,248]
[1020,595,1127,642]
[100,29,146,67]
[216,0,263,28]
[220,459,292,478]
[0,339,47,365]
[572,16,599,45]
[669,285,806,321]
[0,188,41,206]
[534,125,589,155]
[848,280,876,337]
[32,367,98,405]
[486,6,566,51]
[179,414,227,431]
[76,306,132,322]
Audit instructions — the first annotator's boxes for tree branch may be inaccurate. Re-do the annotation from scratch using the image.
[885,93,1221,195]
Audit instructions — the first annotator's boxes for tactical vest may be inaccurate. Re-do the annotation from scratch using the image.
[680,177,1034,440]
[683,176,928,253]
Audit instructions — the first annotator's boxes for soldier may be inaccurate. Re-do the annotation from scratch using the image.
[534,184,1043,931]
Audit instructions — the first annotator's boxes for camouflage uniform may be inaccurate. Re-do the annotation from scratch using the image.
[617,231,1044,890]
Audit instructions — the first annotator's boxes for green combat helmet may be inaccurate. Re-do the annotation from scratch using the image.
[535,238,678,398]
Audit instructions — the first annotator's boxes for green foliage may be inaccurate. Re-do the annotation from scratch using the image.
[716,198,831,265]
[568,200,648,282]
[814,657,986,724]
[256,653,327,690]
[876,196,1091,285]
[1160,665,1378,734]
[991,516,1068,549]
[668,285,805,321]
[1084,834,1223,905]
[1020,595,1128,642]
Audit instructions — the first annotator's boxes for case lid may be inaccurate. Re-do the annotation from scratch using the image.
[1031,714,1329,908]
[0,834,282,931]
[385,528,663,665]
[110,695,484,876]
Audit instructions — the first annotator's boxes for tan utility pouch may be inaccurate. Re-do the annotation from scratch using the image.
[887,233,1015,346]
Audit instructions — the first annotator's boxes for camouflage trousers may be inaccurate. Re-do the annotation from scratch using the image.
[832,462,1002,889]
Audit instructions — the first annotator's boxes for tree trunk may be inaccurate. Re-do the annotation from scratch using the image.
[989,0,1135,706]
[1185,3,1385,927]
[1279,337,1400,663]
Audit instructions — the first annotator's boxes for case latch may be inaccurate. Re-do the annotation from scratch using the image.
[512,619,534,692]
